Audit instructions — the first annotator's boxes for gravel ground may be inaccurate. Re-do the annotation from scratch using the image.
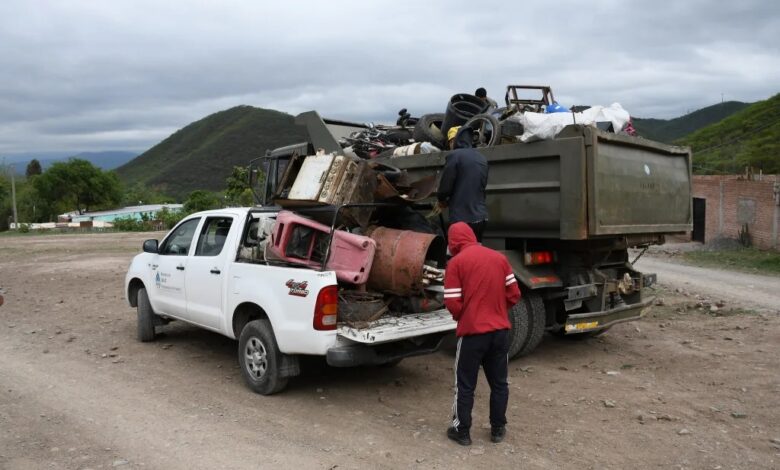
[1,233,779,470]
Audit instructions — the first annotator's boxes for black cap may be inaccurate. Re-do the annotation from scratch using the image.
[475,87,487,98]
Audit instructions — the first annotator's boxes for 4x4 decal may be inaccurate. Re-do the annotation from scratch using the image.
[286,279,309,297]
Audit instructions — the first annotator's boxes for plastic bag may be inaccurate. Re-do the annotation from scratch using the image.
[510,103,631,142]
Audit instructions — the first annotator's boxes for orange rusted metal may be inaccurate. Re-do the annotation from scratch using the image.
[366,227,445,295]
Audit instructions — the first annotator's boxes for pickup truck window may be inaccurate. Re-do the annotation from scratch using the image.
[195,217,233,256]
[159,218,201,256]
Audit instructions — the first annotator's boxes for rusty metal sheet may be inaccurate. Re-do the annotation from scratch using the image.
[373,174,437,203]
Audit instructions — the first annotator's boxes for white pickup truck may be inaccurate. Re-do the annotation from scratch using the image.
[124,207,456,394]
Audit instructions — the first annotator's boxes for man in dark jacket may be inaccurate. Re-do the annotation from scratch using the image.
[475,87,498,109]
[443,222,521,446]
[437,126,489,241]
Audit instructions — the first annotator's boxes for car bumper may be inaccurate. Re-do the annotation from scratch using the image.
[326,333,448,367]
[564,297,654,334]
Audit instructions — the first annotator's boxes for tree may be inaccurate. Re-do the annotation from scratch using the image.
[184,190,221,213]
[0,173,8,202]
[224,165,255,206]
[122,183,168,207]
[25,159,42,177]
[32,158,123,216]
[0,174,10,230]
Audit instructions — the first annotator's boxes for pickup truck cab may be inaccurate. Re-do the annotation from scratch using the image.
[125,207,455,394]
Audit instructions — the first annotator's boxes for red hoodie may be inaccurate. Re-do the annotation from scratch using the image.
[444,222,521,337]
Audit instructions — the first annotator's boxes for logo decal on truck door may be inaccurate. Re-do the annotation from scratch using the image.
[286,279,309,297]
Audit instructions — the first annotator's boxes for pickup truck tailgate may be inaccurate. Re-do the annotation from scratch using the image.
[337,309,455,344]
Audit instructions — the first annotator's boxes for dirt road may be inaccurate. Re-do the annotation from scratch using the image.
[1,233,779,469]
[635,255,780,314]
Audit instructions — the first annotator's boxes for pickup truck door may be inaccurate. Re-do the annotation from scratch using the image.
[151,217,201,316]
[183,215,235,330]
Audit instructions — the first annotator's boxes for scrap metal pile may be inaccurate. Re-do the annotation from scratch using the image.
[242,85,635,325]
[335,85,634,159]
[241,149,447,326]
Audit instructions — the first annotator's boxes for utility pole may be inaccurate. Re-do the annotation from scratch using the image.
[10,164,18,228]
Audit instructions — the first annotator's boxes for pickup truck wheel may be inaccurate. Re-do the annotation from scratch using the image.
[507,292,546,359]
[238,319,288,395]
[136,287,156,342]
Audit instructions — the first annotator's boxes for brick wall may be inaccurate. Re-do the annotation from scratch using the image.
[692,175,780,250]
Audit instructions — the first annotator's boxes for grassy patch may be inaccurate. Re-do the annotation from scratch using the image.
[683,248,780,276]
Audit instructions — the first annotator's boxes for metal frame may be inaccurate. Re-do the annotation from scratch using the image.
[504,85,556,112]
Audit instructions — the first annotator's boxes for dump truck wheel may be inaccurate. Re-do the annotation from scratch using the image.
[136,287,157,342]
[517,293,546,356]
[238,319,288,395]
[413,113,445,148]
[508,292,546,359]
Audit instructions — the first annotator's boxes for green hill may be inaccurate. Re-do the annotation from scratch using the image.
[679,94,780,174]
[633,101,750,143]
[116,106,307,198]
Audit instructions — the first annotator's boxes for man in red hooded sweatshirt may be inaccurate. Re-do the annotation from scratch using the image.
[444,222,521,446]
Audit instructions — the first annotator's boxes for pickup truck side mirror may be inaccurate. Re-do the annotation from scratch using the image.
[143,239,159,254]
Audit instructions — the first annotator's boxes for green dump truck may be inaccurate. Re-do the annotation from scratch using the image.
[265,111,692,359]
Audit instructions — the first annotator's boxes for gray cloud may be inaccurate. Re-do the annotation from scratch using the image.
[0,0,778,154]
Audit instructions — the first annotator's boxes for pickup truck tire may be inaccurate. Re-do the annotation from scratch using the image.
[413,113,445,148]
[507,292,545,359]
[238,319,288,395]
[136,287,156,342]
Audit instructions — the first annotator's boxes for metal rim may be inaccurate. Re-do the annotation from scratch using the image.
[244,336,268,381]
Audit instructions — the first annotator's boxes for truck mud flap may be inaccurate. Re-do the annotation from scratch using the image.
[564,297,654,334]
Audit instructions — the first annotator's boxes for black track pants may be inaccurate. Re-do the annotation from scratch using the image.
[451,329,509,432]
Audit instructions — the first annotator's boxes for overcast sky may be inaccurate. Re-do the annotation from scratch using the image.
[1,0,778,155]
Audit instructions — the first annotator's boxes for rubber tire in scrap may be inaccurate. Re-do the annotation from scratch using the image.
[413,113,446,148]
[136,287,157,342]
[463,113,502,147]
[500,119,524,139]
[238,319,288,395]
[507,292,546,359]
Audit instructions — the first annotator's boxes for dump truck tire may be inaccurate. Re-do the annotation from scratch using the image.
[508,292,546,359]
[413,113,445,148]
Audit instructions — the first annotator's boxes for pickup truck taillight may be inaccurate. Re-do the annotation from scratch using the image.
[313,285,338,331]
[523,251,555,265]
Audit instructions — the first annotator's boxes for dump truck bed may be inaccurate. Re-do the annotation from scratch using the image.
[296,111,693,240]
[380,126,692,240]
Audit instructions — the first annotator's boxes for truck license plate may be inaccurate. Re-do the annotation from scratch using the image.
[565,321,599,332]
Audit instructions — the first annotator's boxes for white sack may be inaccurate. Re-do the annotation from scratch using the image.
[512,103,631,142]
